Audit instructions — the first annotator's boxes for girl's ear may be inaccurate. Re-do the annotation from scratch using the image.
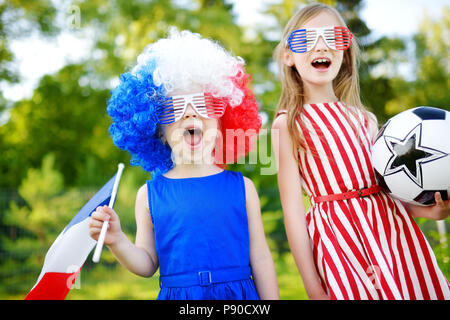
[283,48,295,67]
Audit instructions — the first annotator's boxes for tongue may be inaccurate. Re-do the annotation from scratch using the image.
[184,130,202,146]
[313,63,328,69]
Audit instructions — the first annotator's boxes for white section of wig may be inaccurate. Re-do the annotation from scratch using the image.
[132,27,245,107]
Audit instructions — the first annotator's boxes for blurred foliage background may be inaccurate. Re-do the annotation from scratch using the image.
[0,0,449,300]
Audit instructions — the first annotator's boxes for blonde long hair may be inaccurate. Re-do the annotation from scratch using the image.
[274,3,376,159]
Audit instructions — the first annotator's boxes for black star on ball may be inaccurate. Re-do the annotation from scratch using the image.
[384,124,447,187]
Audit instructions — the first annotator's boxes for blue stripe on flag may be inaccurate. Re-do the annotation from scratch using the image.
[64,174,117,232]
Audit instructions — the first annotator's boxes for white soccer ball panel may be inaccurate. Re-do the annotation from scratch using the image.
[420,120,450,151]
[371,138,391,174]
[383,171,423,201]
[421,156,450,189]
[381,111,422,139]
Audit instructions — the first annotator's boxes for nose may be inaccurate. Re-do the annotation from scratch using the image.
[183,104,199,119]
[314,35,328,52]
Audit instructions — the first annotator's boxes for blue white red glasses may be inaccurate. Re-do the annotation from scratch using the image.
[156,92,226,125]
[286,26,353,53]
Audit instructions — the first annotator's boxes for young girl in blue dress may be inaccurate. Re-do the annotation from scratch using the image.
[89,28,279,300]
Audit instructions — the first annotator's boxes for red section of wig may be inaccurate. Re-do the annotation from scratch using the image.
[214,66,262,165]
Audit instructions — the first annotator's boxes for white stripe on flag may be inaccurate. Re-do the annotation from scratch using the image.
[31,218,96,291]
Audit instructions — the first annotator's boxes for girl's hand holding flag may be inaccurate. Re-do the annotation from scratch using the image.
[89,206,124,246]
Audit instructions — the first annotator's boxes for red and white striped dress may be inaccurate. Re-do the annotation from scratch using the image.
[279,102,450,300]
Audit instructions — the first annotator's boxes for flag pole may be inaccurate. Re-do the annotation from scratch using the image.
[92,163,125,263]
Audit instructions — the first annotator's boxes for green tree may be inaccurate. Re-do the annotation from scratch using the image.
[1,154,85,297]
[384,8,450,115]
[0,0,58,85]
[0,64,127,188]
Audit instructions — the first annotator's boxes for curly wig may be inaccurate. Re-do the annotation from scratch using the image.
[107,28,261,176]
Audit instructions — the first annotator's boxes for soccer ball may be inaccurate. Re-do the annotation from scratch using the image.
[372,106,450,206]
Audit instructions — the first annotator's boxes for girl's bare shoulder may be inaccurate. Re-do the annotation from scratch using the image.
[272,112,288,131]
[135,183,149,213]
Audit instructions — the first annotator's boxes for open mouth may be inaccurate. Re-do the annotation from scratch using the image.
[311,58,331,70]
[183,126,203,149]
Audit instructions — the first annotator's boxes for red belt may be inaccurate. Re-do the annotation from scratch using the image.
[313,185,382,203]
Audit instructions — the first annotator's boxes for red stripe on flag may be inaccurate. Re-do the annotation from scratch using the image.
[25,270,80,300]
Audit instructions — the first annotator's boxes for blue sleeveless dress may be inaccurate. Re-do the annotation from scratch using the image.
[146,170,260,300]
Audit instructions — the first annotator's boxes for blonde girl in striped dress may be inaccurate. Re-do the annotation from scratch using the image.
[272,3,450,300]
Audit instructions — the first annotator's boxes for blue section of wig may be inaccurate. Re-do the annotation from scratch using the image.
[107,57,173,176]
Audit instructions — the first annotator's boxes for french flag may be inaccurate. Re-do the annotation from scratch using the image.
[25,165,124,300]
